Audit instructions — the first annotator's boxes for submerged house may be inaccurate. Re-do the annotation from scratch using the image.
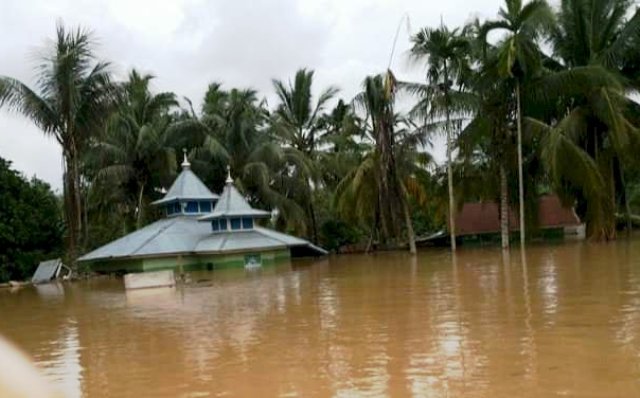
[451,195,585,244]
[79,157,327,273]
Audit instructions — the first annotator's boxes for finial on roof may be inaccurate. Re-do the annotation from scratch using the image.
[181,148,190,169]
[225,165,233,184]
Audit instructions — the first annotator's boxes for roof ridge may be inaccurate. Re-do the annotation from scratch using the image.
[130,217,179,255]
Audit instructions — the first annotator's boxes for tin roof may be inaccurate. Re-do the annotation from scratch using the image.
[152,154,218,205]
[199,172,270,220]
[453,195,581,236]
[78,217,327,262]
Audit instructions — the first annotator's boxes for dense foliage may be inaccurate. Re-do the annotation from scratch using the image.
[0,157,63,282]
[2,0,640,265]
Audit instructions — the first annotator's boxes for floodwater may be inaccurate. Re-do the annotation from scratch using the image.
[2,241,640,397]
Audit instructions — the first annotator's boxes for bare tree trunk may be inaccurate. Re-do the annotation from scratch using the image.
[136,180,146,229]
[377,120,396,245]
[72,148,83,253]
[64,150,79,269]
[500,164,510,250]
[621,168,633,236]
[308,197,319,245]
[609,159,617,241]
[516,81,525,248]
[444,64,457,252]
[401,192,417,255]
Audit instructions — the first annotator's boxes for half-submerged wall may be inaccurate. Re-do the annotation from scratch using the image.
[89,249,291,274]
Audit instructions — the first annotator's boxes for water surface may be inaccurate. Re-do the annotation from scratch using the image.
[2,240,640,397]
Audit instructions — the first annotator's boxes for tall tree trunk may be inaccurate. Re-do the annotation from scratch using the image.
[516,81,525,247]
[608,158,617,241]
[618,160,633,236]
[72,148,83,253]
[444,65,457,252]
[377,182,391,244]
[377,120,396,245]
[500,164,510,250]
[136,180,146,229]
[64,150,79,268]
[401,188,417,255]
[308,199,319,245]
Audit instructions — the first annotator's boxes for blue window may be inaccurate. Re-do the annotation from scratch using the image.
[186,201,198,213]
[211,219,219,232]
[167,204,174,215]
[219,219,228,231]
[242,217,254,229]
[199,201,212,213]
[173,202,181,214]
[230,218,242,230]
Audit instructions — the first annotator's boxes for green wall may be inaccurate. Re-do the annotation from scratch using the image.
[88,249,291,274]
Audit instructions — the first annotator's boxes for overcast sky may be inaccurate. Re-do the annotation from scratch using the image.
[0,0,504,192]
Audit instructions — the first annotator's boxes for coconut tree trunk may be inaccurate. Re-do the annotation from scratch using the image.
[619,160,633,236]
[444,65,457,252]
[136,179,146,229]
[64,149,80,268]
[73,152,83,252]
[500,164,510,250]
[401,189,417,255]
[376,120,395,245]
[516,81,525,247]
[308,199,319,245]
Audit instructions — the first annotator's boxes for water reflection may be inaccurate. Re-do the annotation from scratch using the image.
[2,243,640,396]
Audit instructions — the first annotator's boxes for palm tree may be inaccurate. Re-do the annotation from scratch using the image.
[90,70,178,230]
[316,100,365,190]
[457,54,518,250]
[173,83,309,233]
[408,24,472,252]
[350,72,419,253]
[540,0,640,239]
[480,0,554,247]
[0,24,116,264]
[271,69,338,242]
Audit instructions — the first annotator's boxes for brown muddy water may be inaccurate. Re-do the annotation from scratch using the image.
[2,240,640,397]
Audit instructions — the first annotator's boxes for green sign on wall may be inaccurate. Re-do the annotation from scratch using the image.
[244,254,262,268]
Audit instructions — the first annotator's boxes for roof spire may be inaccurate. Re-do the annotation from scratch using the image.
[225,165,233,184]
[181,148,190,169]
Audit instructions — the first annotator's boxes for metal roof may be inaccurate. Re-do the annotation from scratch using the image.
[32,259,62,284]
[199,178,270,220]
[152,155,219,205]
[78,217,327,262]
[78,217,211,261]
[80,165,327,263]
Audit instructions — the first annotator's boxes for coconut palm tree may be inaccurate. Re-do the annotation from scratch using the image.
[89,70,179,230]
[172,83,309,234]
[541,0,640,238]
[408,24,473,251]
[271,69,338,242]
[457,54,518,250]
[316,99,365,190]
[349,72,421,253]
[479,0,554,246]
[0,24,117,264]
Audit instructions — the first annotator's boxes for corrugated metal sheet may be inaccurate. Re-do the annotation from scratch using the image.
[195,230,287,252]
[79,217,327,262]
[152,168,218,205]
[200,182,270,220]
[79,217,210,261]
[32,259,62,284]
